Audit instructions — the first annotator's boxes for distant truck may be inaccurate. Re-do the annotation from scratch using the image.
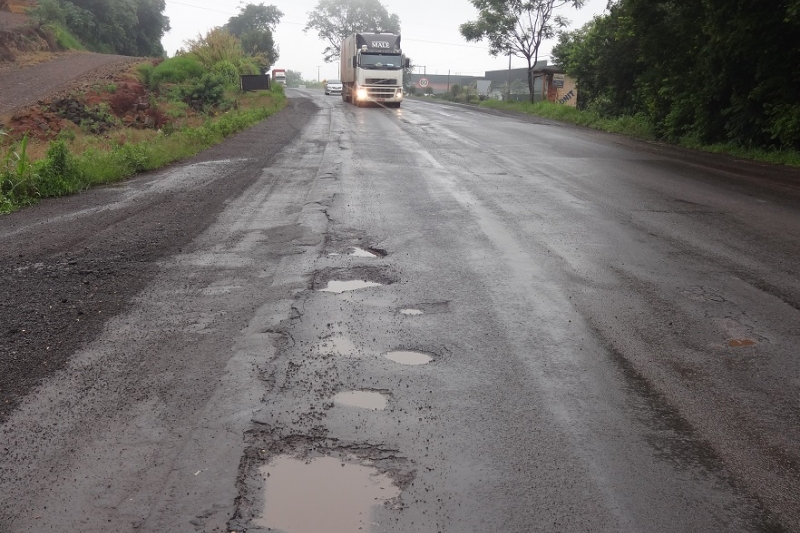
[271,68,286,86]
[340,33,408,108]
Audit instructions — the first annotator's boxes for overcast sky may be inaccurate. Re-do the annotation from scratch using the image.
[162,0,609,81]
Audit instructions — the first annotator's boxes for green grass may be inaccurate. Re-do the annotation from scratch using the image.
[1,89,286,214]
[49,23,85,51]
[478,99,800,167]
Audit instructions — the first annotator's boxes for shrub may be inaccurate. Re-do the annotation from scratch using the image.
[212,60,240,88]
[184,28,245,69]
[176,73,228,110]
[150,56,205,88]
[34,140,81,196]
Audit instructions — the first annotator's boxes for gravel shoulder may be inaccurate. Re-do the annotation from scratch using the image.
[0,51,140,117]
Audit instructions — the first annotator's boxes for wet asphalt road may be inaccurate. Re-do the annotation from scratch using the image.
[1,89,800,532]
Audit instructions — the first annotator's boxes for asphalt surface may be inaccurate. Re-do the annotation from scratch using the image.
[1,90,799,532]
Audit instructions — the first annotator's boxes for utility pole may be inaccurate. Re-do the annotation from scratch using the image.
[447,70,450,93]
[317,66,321,83]
[506,53,511,102]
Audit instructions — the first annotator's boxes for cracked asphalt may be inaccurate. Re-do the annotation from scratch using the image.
[1,90,800,532]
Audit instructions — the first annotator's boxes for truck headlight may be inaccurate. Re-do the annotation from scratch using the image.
[396,88,403,97]
[356,88,368,100]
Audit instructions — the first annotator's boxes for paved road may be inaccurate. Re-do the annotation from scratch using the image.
[1,90,799,532]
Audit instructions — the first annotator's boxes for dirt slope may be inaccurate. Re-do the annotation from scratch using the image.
[0,52,140,117]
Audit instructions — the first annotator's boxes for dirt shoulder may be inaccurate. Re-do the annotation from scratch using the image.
[0,52,140,117]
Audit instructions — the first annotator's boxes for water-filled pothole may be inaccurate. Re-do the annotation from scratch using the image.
[333,390,388,410]
[318,280,383,293]
[400,308,424,316]
[314,266,396,293]
[385,350,433,365]
[255,455,400,532]
[348,247,379,258]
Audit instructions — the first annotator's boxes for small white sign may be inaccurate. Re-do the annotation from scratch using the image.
[419,78,429,88]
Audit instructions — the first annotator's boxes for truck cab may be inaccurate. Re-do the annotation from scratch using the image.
[271,69,286,86]
[340,33,408,108]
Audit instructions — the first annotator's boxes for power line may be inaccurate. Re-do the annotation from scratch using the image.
[404,38,487,50]
[165,0,236,15]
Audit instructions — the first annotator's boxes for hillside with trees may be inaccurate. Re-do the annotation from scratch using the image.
[30,0,170,57]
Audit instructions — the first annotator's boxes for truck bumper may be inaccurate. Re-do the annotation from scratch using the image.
[354,86,404,104]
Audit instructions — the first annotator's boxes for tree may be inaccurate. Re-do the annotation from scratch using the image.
[402,57,415,91]
[551,0,800,149]
[50,0,170,56]
[226,3,282,35]
[305,0,400,62]
[285,69,303,87]
[225,3,283,71]
[29,0,66,29]
[460,0,585,103]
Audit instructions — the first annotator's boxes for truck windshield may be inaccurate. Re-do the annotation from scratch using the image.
[360,54,403,70]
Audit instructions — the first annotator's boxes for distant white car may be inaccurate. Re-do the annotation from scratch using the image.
[325,79,343,95]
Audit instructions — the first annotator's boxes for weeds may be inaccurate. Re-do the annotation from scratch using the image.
[0,87,286,214]
[1,135,40,212]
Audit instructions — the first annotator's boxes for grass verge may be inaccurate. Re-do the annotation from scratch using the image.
[478,99,800,167]
[1,88,285,214]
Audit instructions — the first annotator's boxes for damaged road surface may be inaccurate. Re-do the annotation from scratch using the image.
[2,90,800,532]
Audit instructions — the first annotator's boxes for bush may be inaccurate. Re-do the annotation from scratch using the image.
[35,140,80,196]
[149,56,205,89]
[184,28,245,69]
[212,60,240,88]
[176,73,228,110]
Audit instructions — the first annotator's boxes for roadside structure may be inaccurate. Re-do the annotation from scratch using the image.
[408,62,576,104]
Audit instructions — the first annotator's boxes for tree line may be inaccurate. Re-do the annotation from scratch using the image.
[31,0,170,57]
[553,0,800,150]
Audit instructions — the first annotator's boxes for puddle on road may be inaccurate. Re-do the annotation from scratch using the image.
[728,339,757,347]
[316,335,360,357]
[334,390,388,410]
[400,309,424,316]
[385,350,432,366]
[318,280,383,293]
[348,247,380,258]
[255,455,400,533]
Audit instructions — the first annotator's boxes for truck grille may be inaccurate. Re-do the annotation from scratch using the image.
[366,78,397,85]
[366,87,398,97]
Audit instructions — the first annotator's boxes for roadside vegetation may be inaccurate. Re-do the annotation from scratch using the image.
[1,18,287,214]
[448,0,800,167]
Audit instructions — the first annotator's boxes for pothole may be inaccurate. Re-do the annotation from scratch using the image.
[254,455,401,532]
[333,390,388,410]
[399,308,424,316]
[348,247,380,258]
[318,280,383,293]
[385,350,433,366]
[313,266,397,293]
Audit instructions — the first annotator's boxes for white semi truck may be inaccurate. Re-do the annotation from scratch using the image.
[340,33,408,108]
